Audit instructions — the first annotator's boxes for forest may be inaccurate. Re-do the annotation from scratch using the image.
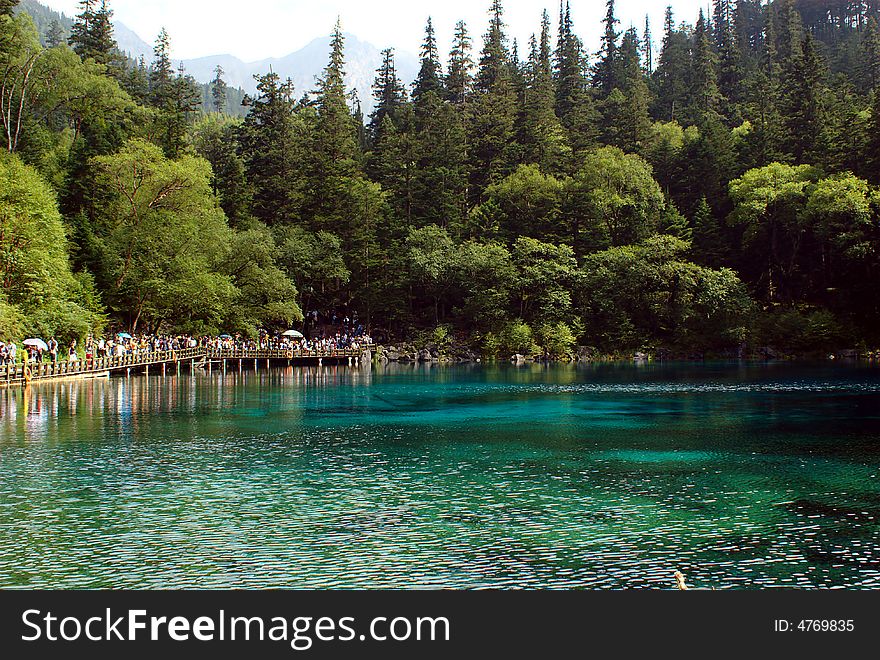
[2,0,880,359]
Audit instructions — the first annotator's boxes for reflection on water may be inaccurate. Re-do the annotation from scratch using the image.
[1,362,879,590]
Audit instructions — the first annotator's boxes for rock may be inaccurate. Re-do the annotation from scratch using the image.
[512,354,526,364]
[634,352,649,362]
[576,346,597,362]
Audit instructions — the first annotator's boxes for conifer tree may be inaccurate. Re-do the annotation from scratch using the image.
[784,33,827,163]
[690,9,722,122]
[602,27,650,153]
[712,0,741,111]
[211,65,228,113]
[149,27,174,107]
[691,196,727,267]
[594,0,620,96]
[469,0,517,196]
[659,200,692,241]
[314,20,358,173]
[554,2,598,154]
[91,0,116,65]
[368,48,406,143]
[69,0,96,58]
[518,10,568,171]
[861,17,880,90]
[653,6,690,121]
[0,0,19,17]
[412,17,443,110]
[733,0,764,58]
[867,86,880,183]
[69,0,116,65]
[643,15,653,74]
[446,20,473,105]
[46,19,65,48]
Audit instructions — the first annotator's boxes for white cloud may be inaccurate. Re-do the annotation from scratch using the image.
[39,0,710,62]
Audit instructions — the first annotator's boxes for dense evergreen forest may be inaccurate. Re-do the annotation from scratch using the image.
[3,0,880,358]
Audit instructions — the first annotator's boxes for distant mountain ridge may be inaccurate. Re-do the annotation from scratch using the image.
[18,0,419,114]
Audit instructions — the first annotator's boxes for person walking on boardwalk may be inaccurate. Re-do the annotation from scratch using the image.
[48,338,58,364]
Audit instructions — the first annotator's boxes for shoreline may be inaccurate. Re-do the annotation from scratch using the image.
[373,343,880,366]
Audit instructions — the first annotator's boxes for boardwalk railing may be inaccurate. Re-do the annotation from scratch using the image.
[1,347,366,385]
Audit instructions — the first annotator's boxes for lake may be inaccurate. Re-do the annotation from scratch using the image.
[1,362,879,590]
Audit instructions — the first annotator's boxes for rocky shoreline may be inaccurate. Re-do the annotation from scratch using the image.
[373,343,880,364]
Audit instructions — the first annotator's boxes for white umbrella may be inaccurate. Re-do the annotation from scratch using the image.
[23,338,49,351]
[282,330,304,338]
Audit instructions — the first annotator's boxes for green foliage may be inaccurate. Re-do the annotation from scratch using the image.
[0,152,101,341]
[579,236,752,350]
[535,321,578,359]
[220,223,302,336]
[486,320,538,358]
[752,306,852,354]
[89,139,236,333]
[7,2,880,354]
[567,146,665,252]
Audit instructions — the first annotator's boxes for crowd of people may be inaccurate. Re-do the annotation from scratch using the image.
[1,317,373,367]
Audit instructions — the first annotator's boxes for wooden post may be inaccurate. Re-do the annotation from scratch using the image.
[145,364,149,377]
[162,362,166,377]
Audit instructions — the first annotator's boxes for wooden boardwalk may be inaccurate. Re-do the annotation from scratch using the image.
[0,347,368,387]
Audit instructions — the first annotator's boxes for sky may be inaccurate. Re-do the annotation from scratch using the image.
[38,0,711,62]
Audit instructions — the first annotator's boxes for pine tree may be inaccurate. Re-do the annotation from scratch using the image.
[165,65,201,158]
[446,20,473,105]
[518,10,568,171]
[594,0,620,96]
[738,3,784,167]
[733,0,764,59]
[713,0,741,111]
[784,33,828,163]
[643,15,653,75]
[47,19,65,48]
[659,200,692,241]
[239,70,302,225]
[211,65,228,113]
[776,0,803,72]
[602,28,650,153]
[554,1,598,154]
[0,0,19,17]
[690,9,723,122]
[90,0,116,65]
[653,6,690,121]
[148,30,198,157]
[314,20,358,172]
[149,27,174,108]
[691,196,726,266]
[862,17,880,90]
[412,17,443,110]
[69,0,116,65]
[69,0,96,58]
[368,48,406,143]
[469,0,517,196]
[867,87,880,183]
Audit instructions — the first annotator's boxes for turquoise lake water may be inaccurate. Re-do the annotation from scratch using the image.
[1,362,879,590]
